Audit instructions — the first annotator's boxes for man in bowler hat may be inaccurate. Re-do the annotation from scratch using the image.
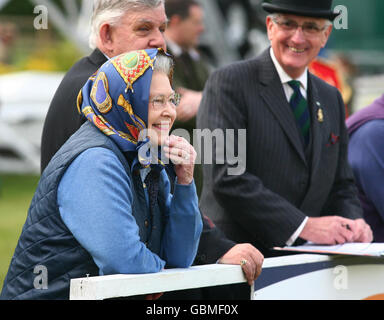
[197,0,373,257]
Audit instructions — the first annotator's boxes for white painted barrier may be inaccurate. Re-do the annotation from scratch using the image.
[70,254,384,300]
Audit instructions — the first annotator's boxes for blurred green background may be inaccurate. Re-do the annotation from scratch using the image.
[330,0,384,74]
[0,1,83,290]
[0,2,83,74]
[0,175,39,287]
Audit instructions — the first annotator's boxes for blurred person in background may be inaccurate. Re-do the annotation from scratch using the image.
[164,0,211,196]
[0,22,17,67]
[347,94,384,242]
[309,52,356,118]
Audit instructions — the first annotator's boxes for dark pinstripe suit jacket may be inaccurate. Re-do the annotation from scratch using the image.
[197,49,363,255]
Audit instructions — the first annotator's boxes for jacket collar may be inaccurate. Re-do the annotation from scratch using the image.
[89,48,108,67]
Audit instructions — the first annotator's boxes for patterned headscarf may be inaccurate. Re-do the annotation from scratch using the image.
[77,48,166,169]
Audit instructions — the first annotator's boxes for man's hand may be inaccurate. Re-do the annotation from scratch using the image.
[348,218,373,242]
[176,88,202,122]
[218,243,264,286]
[299,216,373,245]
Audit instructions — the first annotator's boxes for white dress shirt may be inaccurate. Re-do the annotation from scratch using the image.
[269,48,309,246]
[165,36,201,61]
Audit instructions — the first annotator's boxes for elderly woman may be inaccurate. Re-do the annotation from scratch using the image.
[1,49,202,300]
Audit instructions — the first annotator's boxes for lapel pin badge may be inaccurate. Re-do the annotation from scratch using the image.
[316,102,324,123]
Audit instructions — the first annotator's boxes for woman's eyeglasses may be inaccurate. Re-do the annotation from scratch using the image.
[150,93,181,110]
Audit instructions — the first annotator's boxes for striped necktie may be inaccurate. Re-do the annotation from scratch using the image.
[288,80,310,146]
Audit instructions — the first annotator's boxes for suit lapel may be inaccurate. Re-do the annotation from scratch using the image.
[307,74,330,179]
[258,50,307,165]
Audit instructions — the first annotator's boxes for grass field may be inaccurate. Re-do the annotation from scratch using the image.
[0,174,40,290]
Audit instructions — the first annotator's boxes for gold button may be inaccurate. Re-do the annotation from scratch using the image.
[145,220,149,227]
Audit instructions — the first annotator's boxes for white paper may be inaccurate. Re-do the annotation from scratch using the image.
[273,242,384,257]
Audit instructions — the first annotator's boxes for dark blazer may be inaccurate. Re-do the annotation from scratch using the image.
[40,49,108,172]
[197,49,363,256]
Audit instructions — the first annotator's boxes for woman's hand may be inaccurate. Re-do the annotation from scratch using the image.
[163,135,196,185]
[218,244,264,286]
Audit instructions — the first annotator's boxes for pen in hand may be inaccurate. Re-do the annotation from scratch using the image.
[342,224,351,231]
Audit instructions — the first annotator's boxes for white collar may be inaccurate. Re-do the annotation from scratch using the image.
[269,47,308,91]
[166,37,183,57]
[166,36,200,61]
[100,50,111,60]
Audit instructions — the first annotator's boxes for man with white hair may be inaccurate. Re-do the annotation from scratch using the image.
[41,0,167,172]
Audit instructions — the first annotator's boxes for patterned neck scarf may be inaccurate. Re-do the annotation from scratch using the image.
[78,48,166,170]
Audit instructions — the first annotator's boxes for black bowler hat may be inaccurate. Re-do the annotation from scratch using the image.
[262,0,340,21]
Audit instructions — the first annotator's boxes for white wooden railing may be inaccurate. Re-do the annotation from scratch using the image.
[70,254,384,300]
[70,263,248,300]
